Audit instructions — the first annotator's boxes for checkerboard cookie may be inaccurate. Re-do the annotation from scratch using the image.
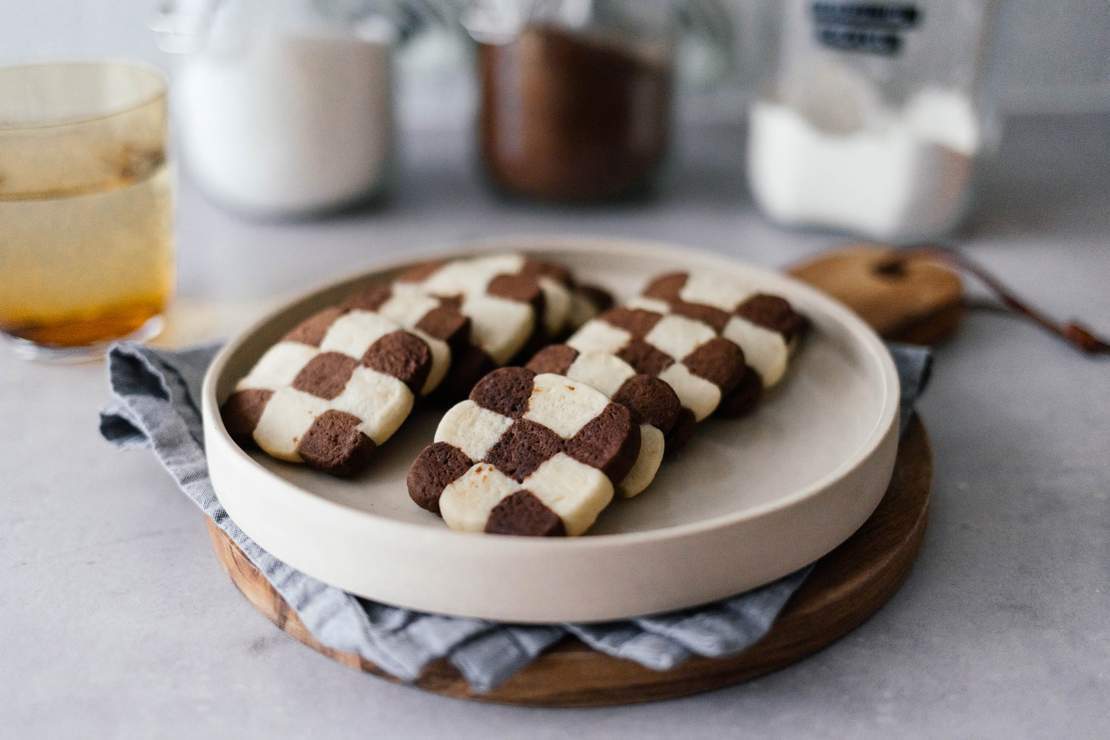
[341,283,471,352]
[222,307,449,476]
[340,281,483,399]
[526,345,677,497]
[407,367,661,536]
[394,254,572,361]
[634,272,808,389]
[378,253,611,398]
[564,305,750,448]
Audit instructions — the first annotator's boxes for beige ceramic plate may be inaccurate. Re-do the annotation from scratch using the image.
[202,237,900,623]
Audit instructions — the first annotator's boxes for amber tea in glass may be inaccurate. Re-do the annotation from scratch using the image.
[0,62,175,360]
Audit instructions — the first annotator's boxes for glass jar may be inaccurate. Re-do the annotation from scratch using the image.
[154,0,421,216]
[746,0,999,242]
[466,0,677,202]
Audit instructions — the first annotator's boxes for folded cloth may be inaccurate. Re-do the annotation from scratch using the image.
[100,341,931,692]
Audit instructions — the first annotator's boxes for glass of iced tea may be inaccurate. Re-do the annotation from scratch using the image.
[0,61,174,361]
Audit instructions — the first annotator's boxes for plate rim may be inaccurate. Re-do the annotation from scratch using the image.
[202,235,899,554]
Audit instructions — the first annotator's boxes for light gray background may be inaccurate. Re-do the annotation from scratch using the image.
[4,0,1110,120]
[3,3,1110,739]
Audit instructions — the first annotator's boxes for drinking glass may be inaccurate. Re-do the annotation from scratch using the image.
[0,61,175,361]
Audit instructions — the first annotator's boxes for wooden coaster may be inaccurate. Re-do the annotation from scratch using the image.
[789,244,964,345]
[206,416,930,706]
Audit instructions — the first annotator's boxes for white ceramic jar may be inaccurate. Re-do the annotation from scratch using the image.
[157,0,403,216]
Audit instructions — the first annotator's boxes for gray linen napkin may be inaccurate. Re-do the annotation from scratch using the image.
[100,342,930,692]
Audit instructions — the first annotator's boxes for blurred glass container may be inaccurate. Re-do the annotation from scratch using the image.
[0,61,174,361]
[466,0,676,202]
[153,0,425,217]
[747,0,999,242]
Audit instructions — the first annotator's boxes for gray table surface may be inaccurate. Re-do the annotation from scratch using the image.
[4,114,1109,739]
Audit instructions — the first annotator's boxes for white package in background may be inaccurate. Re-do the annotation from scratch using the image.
[746,0,997,243]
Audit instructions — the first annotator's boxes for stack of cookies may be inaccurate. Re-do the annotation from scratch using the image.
[222,254,610,476]
[222,255,808,539]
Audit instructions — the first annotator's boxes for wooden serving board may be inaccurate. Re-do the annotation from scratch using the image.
[208,416,930,706]
[206,243,945,705]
